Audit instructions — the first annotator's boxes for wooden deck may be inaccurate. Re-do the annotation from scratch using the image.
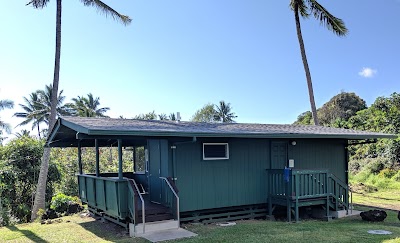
[266,169,350,222]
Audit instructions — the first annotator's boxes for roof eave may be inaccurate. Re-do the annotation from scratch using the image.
[85,129,396,140]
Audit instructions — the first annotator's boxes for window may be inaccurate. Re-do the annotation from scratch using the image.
[203,143,229,160]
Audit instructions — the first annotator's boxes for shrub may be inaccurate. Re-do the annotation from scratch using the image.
[365,157,389,174]
[50,193,80,214]
[392,170,400,182]
[378,168,397,178]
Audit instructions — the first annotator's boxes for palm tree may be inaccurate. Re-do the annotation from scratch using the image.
[28,0,131,220]
[67,93,110,117]
[0,99,14,140]
[14,92,45,138]
[14,85,69,138]
[290,0,347,125]
[36,84,70,119]
[15,130,32,138]
[214,101,237,123]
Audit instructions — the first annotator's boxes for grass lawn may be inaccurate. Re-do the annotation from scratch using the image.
[353,190,400,211]
[1,206,399,243]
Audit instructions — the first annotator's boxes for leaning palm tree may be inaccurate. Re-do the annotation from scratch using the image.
[67,93,110,117]
[0,99,14,140]
[27,0,131,220]
[290,0,347,125]
[214,101,237,123]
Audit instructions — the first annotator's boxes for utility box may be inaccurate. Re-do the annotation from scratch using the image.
[288,159,295,168]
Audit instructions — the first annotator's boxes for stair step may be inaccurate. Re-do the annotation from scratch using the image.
[137,213,173,223]
[129,219,179,237]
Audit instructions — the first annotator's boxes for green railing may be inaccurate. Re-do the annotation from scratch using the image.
[78,174,128,220]
[266,169,349,211]
[127,178,145,234]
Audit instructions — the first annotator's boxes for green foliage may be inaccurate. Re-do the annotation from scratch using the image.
[293,111,313,125]
[191,101,237,123]
[392,170,400,182]
[191,103,216,122]
[294,92,366,126]
[0,98,14,141]
[65,93,109,117]
[0,136,60,224]
[318,92,366,126]
[50,193,79,214]
[51,146,136,197]
[378,168,397,178]
[14,84,70,138]
[133,111,157,120]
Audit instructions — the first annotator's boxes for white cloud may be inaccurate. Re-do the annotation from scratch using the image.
[358,67,377,78]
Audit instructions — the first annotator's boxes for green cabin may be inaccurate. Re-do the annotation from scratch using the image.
[47,117,394,235]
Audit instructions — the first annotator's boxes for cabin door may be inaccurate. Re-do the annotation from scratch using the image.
[148,140,162,203]
[148,139,169,204]
[270,141,287,169]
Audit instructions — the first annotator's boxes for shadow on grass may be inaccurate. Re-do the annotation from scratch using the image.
[77,218,139,242]
[7,225,49,243]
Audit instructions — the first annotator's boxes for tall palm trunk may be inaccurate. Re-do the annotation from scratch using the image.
[37,121,41,139]
[294,3,319,126]
[31,0,62,221]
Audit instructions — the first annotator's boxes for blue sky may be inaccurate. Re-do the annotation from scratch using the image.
[1,0,400,138]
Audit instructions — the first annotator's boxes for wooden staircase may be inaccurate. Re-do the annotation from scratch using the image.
[136,195,174,223]
[127,177,180,237]
[266,169,351,222]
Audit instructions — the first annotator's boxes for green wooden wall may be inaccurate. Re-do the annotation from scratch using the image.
[175,139,269,212]
[288,139,347,182]
[173,138,347,212]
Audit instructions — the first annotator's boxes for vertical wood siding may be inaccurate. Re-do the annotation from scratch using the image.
[175,139,270,212]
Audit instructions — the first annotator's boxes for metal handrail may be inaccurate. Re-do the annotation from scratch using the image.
[159,177,180,225]
[126,178,145,234]
[350,188,353,215]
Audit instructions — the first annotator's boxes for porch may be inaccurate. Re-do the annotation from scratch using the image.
[266,169,351,222]
[78,173,180,237]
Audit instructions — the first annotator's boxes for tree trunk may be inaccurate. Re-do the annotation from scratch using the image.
[294,3,319,126]
[37,122,41,139]
[31,0,62,221]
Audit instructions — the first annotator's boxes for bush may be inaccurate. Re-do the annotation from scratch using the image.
[365,157,390,174]
[378,168,397,178]
[50,193,80,214]
[392,170,400,182]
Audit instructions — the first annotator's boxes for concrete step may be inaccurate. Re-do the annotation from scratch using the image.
[135,228,197,242]
[331,209,362,218]
[129,219,179,237]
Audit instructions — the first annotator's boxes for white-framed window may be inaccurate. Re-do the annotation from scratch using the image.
[203,143,229,160]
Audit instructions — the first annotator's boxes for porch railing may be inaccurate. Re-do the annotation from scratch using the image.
[160,177,180,225]
[266,169,350,211]
[127,178,145,234]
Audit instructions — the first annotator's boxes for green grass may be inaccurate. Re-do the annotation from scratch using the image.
[350,170,400,211]
[1,208,399,243]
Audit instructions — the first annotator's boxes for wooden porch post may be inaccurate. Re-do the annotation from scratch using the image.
[95,139,100,177]
[133,146,136,172]
[118,139,123,179]
[78,141,83,174]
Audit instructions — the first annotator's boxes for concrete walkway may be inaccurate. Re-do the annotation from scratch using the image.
[139,228,197,242]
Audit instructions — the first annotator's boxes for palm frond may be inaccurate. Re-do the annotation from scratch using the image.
[290,0,309,18]
[0,99,14,110]
[307,0,348,36]
[26,0,50,9]
[81,0,132,25]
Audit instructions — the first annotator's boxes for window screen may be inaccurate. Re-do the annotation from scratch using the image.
[203,143,229,160]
